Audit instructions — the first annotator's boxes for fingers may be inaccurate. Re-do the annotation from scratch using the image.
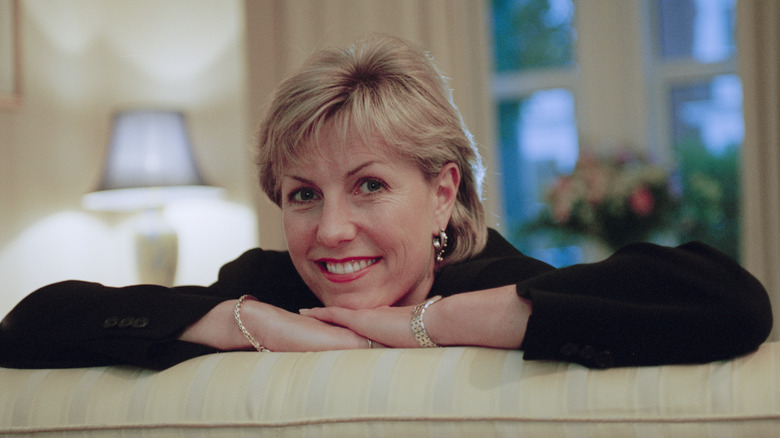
[300,305,419,348]
[300,309,387,349]
[295,321,367,351]
[299,307,353,326]
[244,302,366,352]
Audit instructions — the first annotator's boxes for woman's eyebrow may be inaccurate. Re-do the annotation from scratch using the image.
[282,160,381,184]
[347,161,379,177]
[283,175,316,186]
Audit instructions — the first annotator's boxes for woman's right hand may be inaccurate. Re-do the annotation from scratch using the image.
[178,299,368,352]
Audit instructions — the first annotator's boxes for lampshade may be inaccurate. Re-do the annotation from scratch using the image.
[83,110,221,211]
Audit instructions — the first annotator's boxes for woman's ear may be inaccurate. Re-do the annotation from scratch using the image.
[432,162,461,229]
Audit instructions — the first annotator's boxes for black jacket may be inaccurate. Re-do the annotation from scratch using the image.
[0,229,772,370]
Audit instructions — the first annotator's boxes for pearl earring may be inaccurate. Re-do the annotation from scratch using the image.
[433,229,448,263]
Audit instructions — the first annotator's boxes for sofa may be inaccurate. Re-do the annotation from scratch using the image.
[1,342,778,437]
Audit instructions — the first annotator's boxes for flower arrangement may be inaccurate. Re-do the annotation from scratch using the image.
[536,150,678,251]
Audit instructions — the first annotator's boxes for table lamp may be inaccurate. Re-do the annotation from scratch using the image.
[83,110,222,286]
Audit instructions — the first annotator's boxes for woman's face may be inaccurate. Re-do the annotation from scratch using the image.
[280,127,457,309]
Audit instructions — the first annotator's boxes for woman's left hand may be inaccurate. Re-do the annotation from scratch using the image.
[299,305,418,348]
[300,284,532,349]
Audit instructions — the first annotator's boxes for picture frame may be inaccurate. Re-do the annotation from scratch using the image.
[0,0,20,109]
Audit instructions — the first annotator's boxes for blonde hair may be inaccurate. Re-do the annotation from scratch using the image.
[256,34,487,264]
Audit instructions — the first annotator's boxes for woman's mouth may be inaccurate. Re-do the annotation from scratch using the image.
[322,258,379,274]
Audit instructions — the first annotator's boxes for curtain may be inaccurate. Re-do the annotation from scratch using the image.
[243,0,497,250]
[738,0,780,340]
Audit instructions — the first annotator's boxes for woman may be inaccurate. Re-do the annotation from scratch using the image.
[0,35,772,370]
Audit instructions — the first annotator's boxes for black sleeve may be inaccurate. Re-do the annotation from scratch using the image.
[0,281,225,369]
[438,237,772,368]
[0,248,319,370]
[517,241,773,368]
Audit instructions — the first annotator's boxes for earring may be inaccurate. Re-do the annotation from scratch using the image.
[433,229,448,263]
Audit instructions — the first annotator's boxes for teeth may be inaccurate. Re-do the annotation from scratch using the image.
[325,258,377,274]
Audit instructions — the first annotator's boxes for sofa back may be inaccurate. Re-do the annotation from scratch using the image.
[1,344,779,437]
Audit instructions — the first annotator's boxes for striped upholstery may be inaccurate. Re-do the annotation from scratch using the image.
[1,343,778,437]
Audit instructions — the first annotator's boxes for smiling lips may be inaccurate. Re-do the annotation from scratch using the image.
[317,257,379,280]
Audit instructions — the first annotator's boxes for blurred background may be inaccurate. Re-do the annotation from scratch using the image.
[1,0,778,340]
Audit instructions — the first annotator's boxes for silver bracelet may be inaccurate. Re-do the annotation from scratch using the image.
[234,295,271,352]
[411,295,443,348]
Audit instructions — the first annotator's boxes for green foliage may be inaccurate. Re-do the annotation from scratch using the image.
[492,0,574,72]
[675,139,741,260]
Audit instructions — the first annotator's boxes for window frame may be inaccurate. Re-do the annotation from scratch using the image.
[490,0,742,262]
[642,0,739,164]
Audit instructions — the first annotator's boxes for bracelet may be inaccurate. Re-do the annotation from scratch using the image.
[411,295,443,348]
[234,295,271,352]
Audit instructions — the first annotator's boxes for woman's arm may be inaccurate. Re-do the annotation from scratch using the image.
[424,285,531,349]
[300,285,532,349]
[179,297,367,352]
[0,248,361,370]
[303,241,773,368]
[517,241,772,367]
[0,281,225,369]
[0,280,367,370]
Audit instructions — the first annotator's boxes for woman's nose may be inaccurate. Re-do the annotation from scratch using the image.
[316,198,356,247]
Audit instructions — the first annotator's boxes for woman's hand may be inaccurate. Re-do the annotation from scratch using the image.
[300,305,420,348]
[301,285,532,349]
[179,299,368,352]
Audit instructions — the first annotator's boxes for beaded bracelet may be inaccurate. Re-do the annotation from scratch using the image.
[234,294,271,352]
[411,295,443,348]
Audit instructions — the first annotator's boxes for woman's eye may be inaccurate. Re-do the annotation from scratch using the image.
[289,188,319,203]
[358,179,385,194]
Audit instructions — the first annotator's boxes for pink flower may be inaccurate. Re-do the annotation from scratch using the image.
[552,202,572,223]
[584,168,609,204]
[549,177,574,223]
[629,185,654,216]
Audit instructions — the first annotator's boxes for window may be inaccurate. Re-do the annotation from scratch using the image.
[651,0,741,259]
[491,0,742,265]
[492,0,579,266]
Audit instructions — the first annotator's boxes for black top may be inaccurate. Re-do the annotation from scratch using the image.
[0,229,772,370]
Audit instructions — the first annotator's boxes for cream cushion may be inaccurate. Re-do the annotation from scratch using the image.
[1,343,778,437]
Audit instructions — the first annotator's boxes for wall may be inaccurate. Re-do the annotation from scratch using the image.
[0,0,259,317]
[738,0,780,341]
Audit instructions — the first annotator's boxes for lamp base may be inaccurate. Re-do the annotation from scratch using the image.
[134,208,178,286]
